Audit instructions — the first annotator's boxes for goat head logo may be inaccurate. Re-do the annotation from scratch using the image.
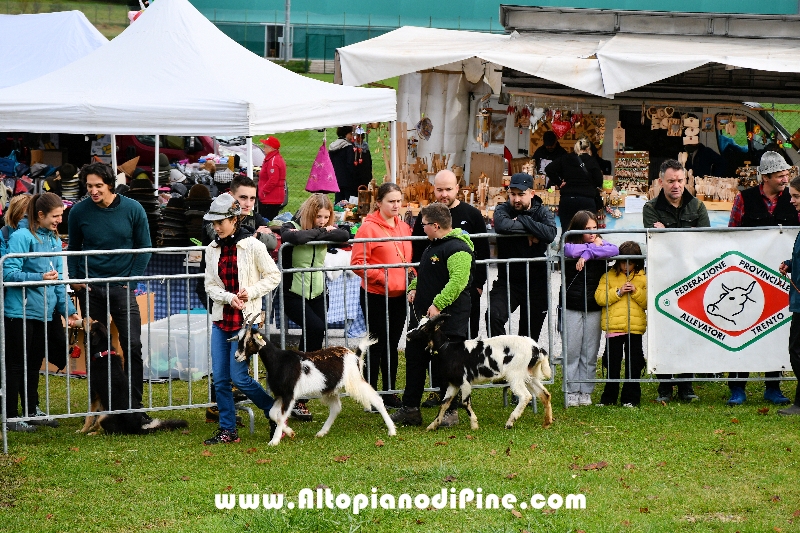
[705,281,757,326]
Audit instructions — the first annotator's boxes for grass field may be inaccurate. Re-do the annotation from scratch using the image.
[2,368,799,532]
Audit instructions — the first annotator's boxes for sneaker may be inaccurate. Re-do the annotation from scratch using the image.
[421,392,442,408]
[727,388,746,406]
[622,403,636,408]
[27,406,59,427]
[7,421,37,432]
[566,393,580,407]
[777,404,800,416]
[764,389,791,405]
[579,393,593,406]
[383,393,403,409]
[439,409,459,427]
[655,395,671,403]
[290,401,313,422]
[204,428,240,445]
[390,406,422,426]
[205,406,244,427]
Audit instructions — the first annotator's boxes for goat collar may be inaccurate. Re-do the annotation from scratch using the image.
[427,341,450,355]
[92,350,116,360]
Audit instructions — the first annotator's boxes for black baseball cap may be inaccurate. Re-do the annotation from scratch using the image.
[509,173,533,191]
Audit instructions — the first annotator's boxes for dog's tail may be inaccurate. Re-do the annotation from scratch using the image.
[142,418,189,433]
[354,336,378,375]
[345,337,379,406]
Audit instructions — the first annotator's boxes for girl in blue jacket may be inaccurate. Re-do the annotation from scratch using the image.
[3,193,79,432]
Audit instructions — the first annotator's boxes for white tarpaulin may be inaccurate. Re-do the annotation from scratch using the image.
[336,26,608,97]
[648,230,795,374]
[0,0,395,135]
[0,11,107,89]
[596,34,800,96]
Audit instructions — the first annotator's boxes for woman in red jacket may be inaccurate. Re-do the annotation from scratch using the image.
[258,136,287,219]
[351,183,412,408]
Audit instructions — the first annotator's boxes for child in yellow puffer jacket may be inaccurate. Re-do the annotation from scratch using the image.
[595,241,647,407]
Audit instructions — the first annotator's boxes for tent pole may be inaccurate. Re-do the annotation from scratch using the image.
[110,134,118,175]
[154,135,160,189]
[390,120,397,183]
[247,137,253,180]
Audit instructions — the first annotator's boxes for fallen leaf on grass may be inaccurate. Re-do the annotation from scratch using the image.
[714,429,724,434]
[511,509,522,518]
[770,495,781,502]
[640,507,650,513]
[256,459,272,464]
[315,484,329,490]
[758,407,770,415]
[224,486,232,492]
[703,485,712,489]
[569,463,580,470]
[443,475,456,483]
[181,430,190,435]
[490,449,497,456]
[542,508,555,515]
[245,448,257,454]
[69,447,79,452]
[201,450,213,457]
[624,464,635,470]
[114,460,121,465]
[12,456,25,464]
[793,509,800,518]
[448,435,456,439]
[415,519,424,524]
[375,439,385,447]
[621,520,631,526]
[333,455,351,463]
[774,528,783,532]
[506,472,518,479]
[465,435,474,440]
[529,444,537,451]
[583,461,608,471]
[46,514,53,520]
[395,478,404,482]
[181,476,190,481]
[731,418,740,424]
[656,461,667,467]
[434,442,447,446]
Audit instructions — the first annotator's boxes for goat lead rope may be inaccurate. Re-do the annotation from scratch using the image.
[781,272,800,294]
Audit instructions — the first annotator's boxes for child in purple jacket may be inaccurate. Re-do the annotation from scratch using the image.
[562,210,619,407]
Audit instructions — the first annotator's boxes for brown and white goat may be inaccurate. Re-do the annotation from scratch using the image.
[231,317,396,446]
[406,314,553,431]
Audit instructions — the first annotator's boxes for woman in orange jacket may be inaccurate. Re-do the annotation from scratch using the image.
[351,183,412,408]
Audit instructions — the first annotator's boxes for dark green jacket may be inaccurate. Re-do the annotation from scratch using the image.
[642,189,710,229]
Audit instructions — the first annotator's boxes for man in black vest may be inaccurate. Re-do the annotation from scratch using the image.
[412,169,490,408]
[391,203,474,427]
[726,151,794,406]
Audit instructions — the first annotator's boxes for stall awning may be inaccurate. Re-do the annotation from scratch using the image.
[335,26,608,97]
[597,34,800,96]
[0,0,395,136]
[336,26,800,101]
[0,11,107,89]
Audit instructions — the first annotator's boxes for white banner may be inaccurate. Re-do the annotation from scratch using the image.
[647,228,796,373]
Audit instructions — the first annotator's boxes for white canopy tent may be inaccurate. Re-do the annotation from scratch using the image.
[336,26,607,97]
[0,11,107,89]
[336,26,800,177]
[0,0,395,136]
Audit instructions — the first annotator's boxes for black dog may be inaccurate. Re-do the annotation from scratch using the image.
[80,321,188,435]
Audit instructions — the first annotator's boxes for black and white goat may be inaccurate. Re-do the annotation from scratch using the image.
[406,314,553,431]
[231,317,396,446]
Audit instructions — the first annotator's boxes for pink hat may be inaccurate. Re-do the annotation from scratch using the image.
[261,136,280,150]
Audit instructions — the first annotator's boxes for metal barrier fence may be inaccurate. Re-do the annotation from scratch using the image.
[559,226,798,409]
[0,235,560,452]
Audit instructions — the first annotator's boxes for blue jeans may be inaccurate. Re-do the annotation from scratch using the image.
[211,324,274,431]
